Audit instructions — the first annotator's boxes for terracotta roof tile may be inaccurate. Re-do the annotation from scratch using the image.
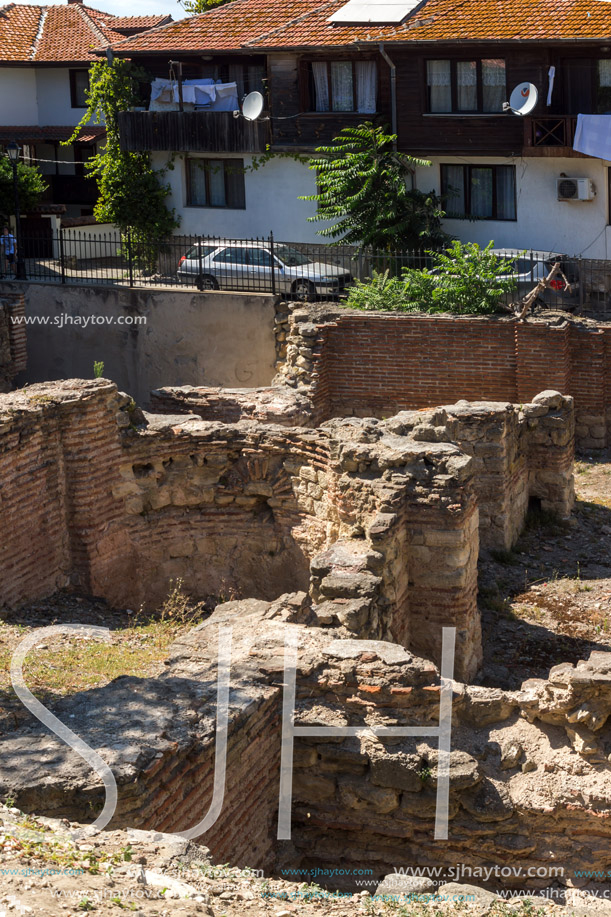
[0,2,170,63]
[111,14,171,30]
[0,125,105,141]
[109,0,611,53]
[109,0,325,53]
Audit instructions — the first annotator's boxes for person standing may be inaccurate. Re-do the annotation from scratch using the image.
[0,226,17,277]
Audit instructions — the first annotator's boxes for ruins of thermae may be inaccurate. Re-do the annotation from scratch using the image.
[3,294,611,904]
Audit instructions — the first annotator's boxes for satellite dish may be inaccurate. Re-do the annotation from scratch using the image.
[503,82,538,116]
[242,91,264,121]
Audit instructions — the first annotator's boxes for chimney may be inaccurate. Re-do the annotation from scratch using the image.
[67,0,84,4]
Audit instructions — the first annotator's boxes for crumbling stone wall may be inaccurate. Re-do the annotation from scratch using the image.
[275,303,611,451]
[0,379,574,677]
[3,599,611,892]
[0,293,26,391]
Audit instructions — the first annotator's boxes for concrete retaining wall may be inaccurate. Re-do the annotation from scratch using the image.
[5,281,278,406]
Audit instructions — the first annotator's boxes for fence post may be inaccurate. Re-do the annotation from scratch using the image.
[198,234,203,289]
[127,228,134,288]
[269,231,276,295]
[578,258,584,311]
[59,229,66,284]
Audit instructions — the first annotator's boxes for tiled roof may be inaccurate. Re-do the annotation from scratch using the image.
[109,0,611,53]
[111,14,171,30]
[0,2,171,62]
[0,125,106,142]
[108,0,326,53]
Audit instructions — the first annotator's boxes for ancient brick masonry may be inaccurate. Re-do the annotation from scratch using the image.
[2,597,611,892]
[0,380,573,681]
[275,304,611,451]
[0,293,26,391]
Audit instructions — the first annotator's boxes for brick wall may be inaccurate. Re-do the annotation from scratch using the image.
[0,293,26,390]
[278,309,611,450]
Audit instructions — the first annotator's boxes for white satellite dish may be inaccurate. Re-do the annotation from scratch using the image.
[242,91,264,121]
[503,82,538,116]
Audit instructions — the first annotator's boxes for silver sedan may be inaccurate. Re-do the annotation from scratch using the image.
[177,241,352,299]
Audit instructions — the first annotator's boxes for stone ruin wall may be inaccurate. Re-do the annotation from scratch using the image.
[4,596,611,891]
[0,293,26,392]
[0,379,573,682]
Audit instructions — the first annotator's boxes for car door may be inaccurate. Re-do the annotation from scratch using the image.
[210,245,250,290]
[246,247,279,292]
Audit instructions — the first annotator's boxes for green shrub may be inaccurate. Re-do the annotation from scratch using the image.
[346,240,518,315]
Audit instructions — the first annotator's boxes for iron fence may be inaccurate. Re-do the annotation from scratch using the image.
[3,229,611,316]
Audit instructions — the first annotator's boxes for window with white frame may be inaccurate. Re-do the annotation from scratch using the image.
[309,60,377,113]
[427,59,506,113]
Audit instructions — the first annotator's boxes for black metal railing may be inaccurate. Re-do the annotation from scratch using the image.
[4,229,611,316]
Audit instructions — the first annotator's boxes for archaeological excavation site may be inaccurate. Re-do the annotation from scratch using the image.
[2,291,611,914]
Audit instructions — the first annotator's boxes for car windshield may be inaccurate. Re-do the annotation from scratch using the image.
[275,245,312,267]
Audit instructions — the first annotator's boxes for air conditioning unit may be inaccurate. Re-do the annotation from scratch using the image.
[557,177,596,201]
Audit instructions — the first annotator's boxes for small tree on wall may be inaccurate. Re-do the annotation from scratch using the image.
[68,60,179,271]
[300,122,448,252]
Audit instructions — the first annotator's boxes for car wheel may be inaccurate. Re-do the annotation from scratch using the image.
[292,279,315,302]
[197,274,219,292]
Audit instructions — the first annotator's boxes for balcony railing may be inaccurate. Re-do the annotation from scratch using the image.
[524,116,577,150]
[118,110,271,155]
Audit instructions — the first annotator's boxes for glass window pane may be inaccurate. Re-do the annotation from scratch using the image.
[249,249,273,266]
[356,60,377,113]
[311,62,329,112]
[441,165,466,217]
[188,160,207,206]
[457,61,477,111]
[225,159,245,209]
[73,70,89,107]
[482,59,506,112]
[331,61,354,111]
[208,160,226,207]
[470,167,493,218]
[597,60,611,113]
[427,60,451,112]
[495,165,516,220]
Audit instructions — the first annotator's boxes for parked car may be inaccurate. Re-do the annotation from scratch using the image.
[490,249,581,311]
[177,240,352,299]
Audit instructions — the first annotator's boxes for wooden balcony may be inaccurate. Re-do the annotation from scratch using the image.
[523,116,579,156]
[118,110,271,155]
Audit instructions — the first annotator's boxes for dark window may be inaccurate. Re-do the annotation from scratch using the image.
[248,248,273,266]
[426,59,506,113]
[186,159,245,209]
[184,244,217,260]
[213,246,250,263]
[441,164,516,220]
[598,60,611,113]
[70,70,90,108]
[308,60,377,113]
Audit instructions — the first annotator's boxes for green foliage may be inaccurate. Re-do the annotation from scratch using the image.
[0,156,47,219]
[300,122,448,251]
[346,241,518,315]
[93,360,104,378]
[180,0,233,12]
[68,60,178,270]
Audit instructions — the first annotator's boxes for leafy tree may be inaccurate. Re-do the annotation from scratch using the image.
[300,122,448,251]
[346,241,518,315]
[179,0,232,13]
[0,157,47,220]
[68,60,179,270]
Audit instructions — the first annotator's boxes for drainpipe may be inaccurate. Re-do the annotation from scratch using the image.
[379,43,397,150]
